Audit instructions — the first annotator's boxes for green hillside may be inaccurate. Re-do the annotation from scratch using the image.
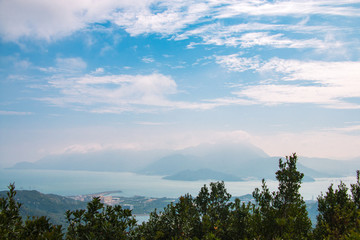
[0,189,87,227]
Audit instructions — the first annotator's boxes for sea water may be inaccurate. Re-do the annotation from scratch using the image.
[0,169,357,200]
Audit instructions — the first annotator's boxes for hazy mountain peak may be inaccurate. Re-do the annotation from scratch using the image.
[178,141,269,158]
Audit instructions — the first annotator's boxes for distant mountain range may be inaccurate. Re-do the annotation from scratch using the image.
[10,141,360,182]
[12,149,170,172]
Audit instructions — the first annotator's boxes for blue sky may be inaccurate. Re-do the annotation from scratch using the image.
[1,0,360,167]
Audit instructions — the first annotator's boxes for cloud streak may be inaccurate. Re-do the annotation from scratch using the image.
[38,71,229,113]
[32,54,360,112]
[178,22,341,50]
[215,0,360,18]
[216,55,360,108]
[40,73,177,112]
[0,110,33,115]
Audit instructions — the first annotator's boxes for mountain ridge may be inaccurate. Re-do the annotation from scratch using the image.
[10,142,360,181]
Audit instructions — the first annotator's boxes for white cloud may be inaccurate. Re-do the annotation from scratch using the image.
[0,0,150,41]
[238,32,326,49]
[35,59,240,112]
[215,54,260,72]
[178,23,340,49]
[174,20,345,51]
[38,71,235,113]
[91,67,105,74]
[1,0,358,42]
[142,57,155,63]
[0,0,211,41]
[176,20,341,42]
[55,57,87,73]
[41,73,178,111]
[0,0,85,41]
[39,56,360,111]
[0,110,33,115]
[39,57,87,74]
[235,84,346,106]
[135,121,173,126]
[216,55,360,108]
[215,0,360,19]
[260,58,360,86]
[326,125,360,133]
[112,1,212,36]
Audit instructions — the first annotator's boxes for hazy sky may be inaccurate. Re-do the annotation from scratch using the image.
[1,0,360,168]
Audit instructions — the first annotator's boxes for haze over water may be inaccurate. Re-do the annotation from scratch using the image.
[1,169,356,201]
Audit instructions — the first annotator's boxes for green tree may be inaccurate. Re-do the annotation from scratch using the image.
[252,179,278,239]
[136,181,233,240]
[21,216,63,240]
[0,183,63,240]
[0,183,23,239]
[135,193,201,240]
[314,170,360,240]
[226,199,254,240]
[195,181,232,239]
[253,153,312,239]
[65,196,136,240]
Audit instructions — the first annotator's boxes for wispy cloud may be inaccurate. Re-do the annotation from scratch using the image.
[31,54,360,112]
[39,57,87,74]
[238,32,327,49]
[216,55,360,109]
[177,22,340,49]
[215,0,360,18]
[0,110,33,115]
[112,1,212,37]
[135,121,174,126]
[39,73,177,111]
[37,69,228,113]
[1,0,358,42]
[37,70,231,113]
[91,68,105,75]
[326,125,360,133]
[215,54,260,72]
[142,57,155,63]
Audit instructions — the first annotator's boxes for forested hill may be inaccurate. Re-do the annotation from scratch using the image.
[0,190,86,226]
[0,188,319,228]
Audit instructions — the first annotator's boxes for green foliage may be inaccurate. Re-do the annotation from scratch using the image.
[314,170,360,240]
[226,199,254,239]
[0,183,22,239]
[21,216,63,240]
[65,196,136,240]
[0,183,63,240]
[136,181,253,240]
[135,193,202,239]
[252,153,312,239]
[0,189,88,227]
[195,181,233,239]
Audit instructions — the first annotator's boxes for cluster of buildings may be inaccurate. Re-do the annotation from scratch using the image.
[69,191,134,210]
